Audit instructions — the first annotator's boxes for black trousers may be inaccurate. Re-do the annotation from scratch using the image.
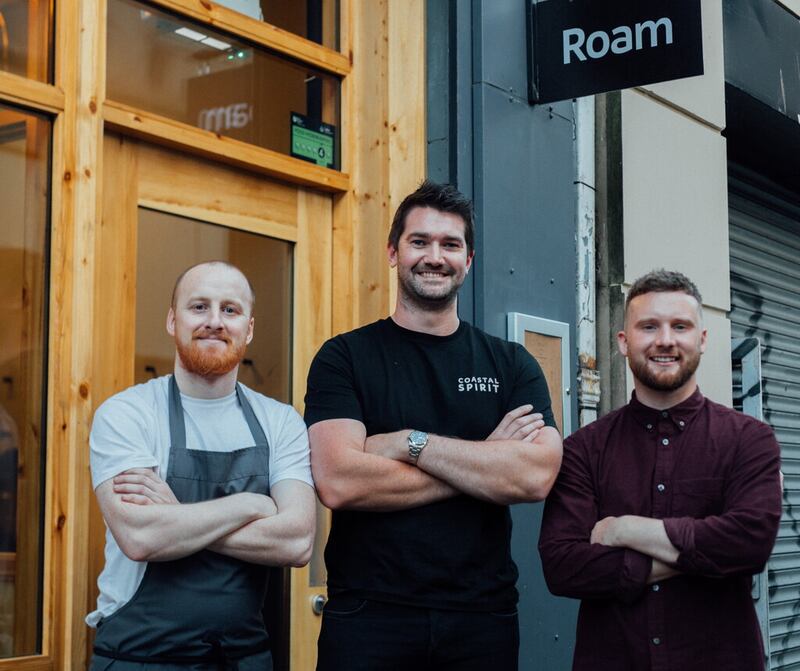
[316,597,519,671]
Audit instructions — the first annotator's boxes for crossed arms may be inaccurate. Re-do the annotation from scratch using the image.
[96,470,315,567]
[538,422,782,602]
[310,404,563,511]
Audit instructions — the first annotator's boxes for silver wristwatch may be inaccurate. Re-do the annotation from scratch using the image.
[407,430,429,465]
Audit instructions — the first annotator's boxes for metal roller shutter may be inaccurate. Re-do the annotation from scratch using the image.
[729,166,800,671]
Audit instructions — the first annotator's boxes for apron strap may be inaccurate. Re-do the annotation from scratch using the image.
[168,374,187,451]
[235,383,270,452]
[169,376,270,452]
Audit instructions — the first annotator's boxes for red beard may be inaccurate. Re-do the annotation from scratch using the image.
[176,334,246,377]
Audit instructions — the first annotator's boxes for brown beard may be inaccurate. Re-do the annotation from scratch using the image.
[176,335,246,377]
[628,349,702,393]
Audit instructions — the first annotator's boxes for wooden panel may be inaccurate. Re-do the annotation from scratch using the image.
[0,553,13,581]
[0,657,52,671]
[524,332,564,434]
[149,0,350,77]
[26,0,51,83]
[104,101,350,193]
[387,0,426,311]
[330,0,357,335]
[345,0,427,327]
[136,142,299,241]
[45,0,106,668]
[349,0,390,326]
[331,192,356,334]
[85,132,140,648]
[290,189,332,671]
[0,72,64,115]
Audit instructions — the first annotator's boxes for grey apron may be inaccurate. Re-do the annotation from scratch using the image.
[91,376,273,671]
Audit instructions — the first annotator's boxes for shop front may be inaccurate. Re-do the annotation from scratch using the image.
[0,1,424,669]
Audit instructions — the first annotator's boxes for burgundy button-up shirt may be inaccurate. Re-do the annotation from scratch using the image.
[539,389,781,671]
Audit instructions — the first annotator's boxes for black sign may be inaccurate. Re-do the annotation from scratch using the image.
[528,0,704,104]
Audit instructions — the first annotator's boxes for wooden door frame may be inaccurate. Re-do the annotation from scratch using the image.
[93,132,333,668]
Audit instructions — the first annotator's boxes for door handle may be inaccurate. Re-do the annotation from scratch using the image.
[311,593,327,615]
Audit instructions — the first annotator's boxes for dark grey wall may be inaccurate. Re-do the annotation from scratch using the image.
[427,1,579,668]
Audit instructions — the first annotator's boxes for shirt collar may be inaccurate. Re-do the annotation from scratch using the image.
[628,387,705,431]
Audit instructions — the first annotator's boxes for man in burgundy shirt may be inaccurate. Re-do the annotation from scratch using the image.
[539,269,782,671]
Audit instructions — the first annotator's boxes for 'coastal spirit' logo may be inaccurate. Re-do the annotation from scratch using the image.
[458,377,500,393]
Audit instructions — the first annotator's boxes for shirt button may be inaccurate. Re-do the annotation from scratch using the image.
[657,483,665,492]
[652,583,660,592]
[661,438,669,446]
[679,420,685,427]
[652,637,661,645]
[646,424,653,430]
[661,411,668,418]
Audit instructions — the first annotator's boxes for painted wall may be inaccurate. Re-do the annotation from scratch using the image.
[619,1,732,405]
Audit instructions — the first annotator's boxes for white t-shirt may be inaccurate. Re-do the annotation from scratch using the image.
[86,375,313,627]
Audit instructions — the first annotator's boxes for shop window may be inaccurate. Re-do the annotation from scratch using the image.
[216,0,339,51]
[0,103,50,658]
[0,0,52,82]
[107,0,341,170]
[135,208,293,404]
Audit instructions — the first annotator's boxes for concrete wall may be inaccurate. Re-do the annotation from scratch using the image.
[618,1,732,405]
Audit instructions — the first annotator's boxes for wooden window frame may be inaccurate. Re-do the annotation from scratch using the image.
[103,101,350,193]
[148,0,350,77]
[102,0,353,192]
[0,71,63,115]
[0,4,59,666]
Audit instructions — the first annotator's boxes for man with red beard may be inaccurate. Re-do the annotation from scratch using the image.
[539,269,782,671]
[86,261,314,671]
[305,181,563,670]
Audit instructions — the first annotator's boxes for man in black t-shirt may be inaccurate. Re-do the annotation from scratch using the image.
[305,181,563,671]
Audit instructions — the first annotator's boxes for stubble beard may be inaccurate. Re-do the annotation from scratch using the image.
[628,349,702,393]
[398,265,463,312]
[176,334,246,377]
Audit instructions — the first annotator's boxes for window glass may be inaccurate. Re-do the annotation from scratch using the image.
[107,0,341,169]
[135,208,293,404]
[0,0,52,82]
[216,0,339,51]
[0,103,50,658]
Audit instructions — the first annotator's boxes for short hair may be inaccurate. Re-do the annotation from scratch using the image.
[625,269,703,312]
[171,261,255,313]
[388,180,475,255]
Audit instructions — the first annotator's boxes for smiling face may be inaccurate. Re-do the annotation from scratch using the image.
[167,263,254,378]
[618,291,707,403]
[388,206,474,311]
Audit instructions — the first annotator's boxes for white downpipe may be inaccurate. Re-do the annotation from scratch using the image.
[575,95,600,427]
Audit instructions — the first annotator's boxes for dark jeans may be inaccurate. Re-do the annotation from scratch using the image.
[316,597,519,671]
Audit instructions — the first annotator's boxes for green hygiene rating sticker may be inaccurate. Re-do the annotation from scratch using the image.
[290,112,336,169]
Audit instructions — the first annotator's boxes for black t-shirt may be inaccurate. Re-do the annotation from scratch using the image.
[304,317,556,611]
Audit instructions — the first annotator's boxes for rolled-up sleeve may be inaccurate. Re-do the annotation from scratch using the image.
[663,421,782,577]
[539,432,652,603]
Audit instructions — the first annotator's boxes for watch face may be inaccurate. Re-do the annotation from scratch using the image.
[409,430,428,447]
